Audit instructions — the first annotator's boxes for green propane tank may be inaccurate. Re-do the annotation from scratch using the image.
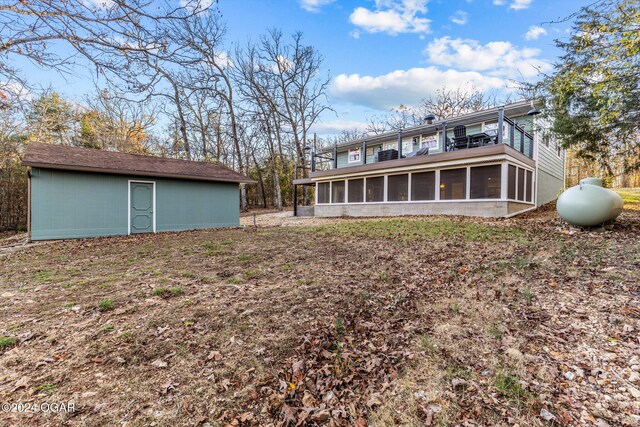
[557,178,623,227]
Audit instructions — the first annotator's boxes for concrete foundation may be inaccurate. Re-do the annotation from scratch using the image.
[314,201,534,218]
[296,206,315,217]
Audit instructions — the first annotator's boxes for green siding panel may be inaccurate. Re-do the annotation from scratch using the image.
[156,179,239,232]
[30,168,240,240]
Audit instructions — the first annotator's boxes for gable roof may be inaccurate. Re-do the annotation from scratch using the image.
[22,142,255,184]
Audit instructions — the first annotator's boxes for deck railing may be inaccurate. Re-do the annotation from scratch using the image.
[310,106,535,172]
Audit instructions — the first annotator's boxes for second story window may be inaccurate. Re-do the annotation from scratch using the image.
[348,148,361,163]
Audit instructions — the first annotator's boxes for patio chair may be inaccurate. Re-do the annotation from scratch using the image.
[453,125,470,150]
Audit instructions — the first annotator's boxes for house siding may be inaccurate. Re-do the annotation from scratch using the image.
[30,168,239,240]
[536,135,565,206]
[537,168,564,207]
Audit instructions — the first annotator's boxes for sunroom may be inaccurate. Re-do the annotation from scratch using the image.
[311,144,535,218]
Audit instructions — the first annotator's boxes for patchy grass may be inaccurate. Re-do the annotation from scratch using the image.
[34,383,56,394]
[0,203,638,426]
[615,187,640,204]
[97,298,114,311]
[311,217,526,242]
[0,336,16,349]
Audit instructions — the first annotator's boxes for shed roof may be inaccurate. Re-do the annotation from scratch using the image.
[23,142,255,184]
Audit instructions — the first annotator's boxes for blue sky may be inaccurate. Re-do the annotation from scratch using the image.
[18,0,590,135]
[221,0,588,134]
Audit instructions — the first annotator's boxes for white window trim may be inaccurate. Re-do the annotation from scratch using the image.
[347,148,361,164]
[128,180,156,235]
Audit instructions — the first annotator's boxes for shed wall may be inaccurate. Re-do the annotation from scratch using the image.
[30,168,239,240]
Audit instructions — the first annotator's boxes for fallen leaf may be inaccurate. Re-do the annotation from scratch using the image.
[151,359,168,368]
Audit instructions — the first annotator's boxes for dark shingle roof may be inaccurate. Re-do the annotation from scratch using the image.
[22,142,255,184]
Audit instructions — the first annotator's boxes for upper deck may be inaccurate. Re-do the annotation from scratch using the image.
[310,101,537,177]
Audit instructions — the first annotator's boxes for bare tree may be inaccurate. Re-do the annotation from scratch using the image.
[365,86,506,135]
[0,1,211,92]
[168,13,250,208]
[80,88,158,153]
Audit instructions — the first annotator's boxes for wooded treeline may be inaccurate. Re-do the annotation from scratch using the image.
[1,0,639,231]
[0,1,335,230]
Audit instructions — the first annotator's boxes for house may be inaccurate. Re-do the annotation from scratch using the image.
[22,143,254,240]
[293,100,565,218]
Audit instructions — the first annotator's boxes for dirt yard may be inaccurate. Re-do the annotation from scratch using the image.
[1,200,639,426]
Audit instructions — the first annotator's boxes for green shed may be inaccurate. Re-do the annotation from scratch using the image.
[22,143,254,241]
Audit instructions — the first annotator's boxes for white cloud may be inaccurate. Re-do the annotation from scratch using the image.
[310,119,368,134]
[510,0,533,9]
[450,10,468,26]
[350,29,361,39]
[349,0,431,35]
[330,67,506,110]
[493,0,533,10]
[299,0,335,13]
[525,25,547,40]
[425,36,551,79]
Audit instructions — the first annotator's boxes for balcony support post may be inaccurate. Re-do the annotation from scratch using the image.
[362,140,367,165]
[397,131,403,158]
[333,145,338,169]
[442,121,448,152]
[497,107,504,145]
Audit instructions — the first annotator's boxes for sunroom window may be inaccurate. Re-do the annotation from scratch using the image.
[517,168,525,201]
[332,180,345,203]
[366,176,384,202]
[411,171,435,201]
[317,182,330,204]
[387,174,409,201]
[470,165,501,199]
[440,168,467,200]
[526,170,533,202]
[507,165,517,200]
[348,178,364,203]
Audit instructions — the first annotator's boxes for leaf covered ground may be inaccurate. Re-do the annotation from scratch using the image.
[1,201,639,427]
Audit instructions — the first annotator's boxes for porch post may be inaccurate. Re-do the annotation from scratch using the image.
[497,106,504,145]
[362,140,367,164]
[293,184,298,217]
[333,145,338,169]
[520,126,525,154]
[397,131,403,158]
[311,150,316,172]
[441,122,448,152]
